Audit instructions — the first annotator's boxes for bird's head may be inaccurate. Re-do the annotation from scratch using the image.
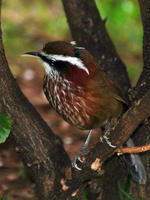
[24,41,98,85]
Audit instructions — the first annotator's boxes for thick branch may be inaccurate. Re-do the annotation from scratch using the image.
[61,0,130,92]
[138,0,150,73]
[59,1,150,199]
[128,0,150,155]
[1,1,150,199]
[132,1,150,99]
[58,90,150,199]
[61,1,150,199]
[0,1,71,199]
[88,90,150,165]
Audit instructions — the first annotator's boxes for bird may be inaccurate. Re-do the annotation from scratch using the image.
[24,40,147,184]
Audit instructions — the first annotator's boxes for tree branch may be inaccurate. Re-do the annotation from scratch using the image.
[132,1,150,99]
[87,90,150,166]
[61,1,150,198]
[0,1,71,199]
[57,89,150,199]
[61,0,130,92]
[128,0,150,164]
[117,144,150,154]
[1,1,150,199]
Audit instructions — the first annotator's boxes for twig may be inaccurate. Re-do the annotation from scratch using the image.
[116,144,150,155]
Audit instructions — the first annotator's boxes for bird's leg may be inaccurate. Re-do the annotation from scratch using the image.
[79,129,93,159]
[100,120,116,148]
[72,129,93,170]
[100,120,111,142]
[104,120,111,133]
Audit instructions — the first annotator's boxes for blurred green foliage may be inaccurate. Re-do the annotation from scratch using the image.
[2,0,69,60]
[0,191,10,200]
[96,0,142,55]
[2,0,143,84]
[96,0,143,84]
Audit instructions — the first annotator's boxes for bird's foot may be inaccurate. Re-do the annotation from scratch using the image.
[103,134,116,148]
[72,155,82,170]
[72,148,87,170]
[101,120,116,148]
[72,129,93,170]
[100,136,104,143]
[100,131,116,148]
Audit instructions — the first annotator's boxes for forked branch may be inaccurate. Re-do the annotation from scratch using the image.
[58,90,150,199]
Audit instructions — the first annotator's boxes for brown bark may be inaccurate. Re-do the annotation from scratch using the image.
[131,0,150,99]
[1,0,150,199]
[56,90,150,200]
[0,1,71,199]
[61,0,130,94]
[61,0,150,199]
[128,1,150,199]
[117,143,150,154]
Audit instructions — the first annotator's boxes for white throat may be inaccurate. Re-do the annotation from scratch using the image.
[43,62,55,75]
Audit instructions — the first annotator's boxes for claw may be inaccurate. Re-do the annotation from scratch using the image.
[103,134,116,148]
[73,163,82,171]
[72,155,82,170]
[100,136,103,143]
[78,155,84,163]
[72,129,94,170]
[102,121,116,148]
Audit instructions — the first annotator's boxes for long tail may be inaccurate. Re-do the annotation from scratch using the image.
[120,138,147,184]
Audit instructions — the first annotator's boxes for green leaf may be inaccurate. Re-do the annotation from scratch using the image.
[83,188,89,200]
[0,113,12,143]
[118,180,134,200]
[7,191,10,200]
[0,191,11,200]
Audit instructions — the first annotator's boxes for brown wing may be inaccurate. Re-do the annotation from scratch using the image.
[92,68,127,105]
[106,76,127,105]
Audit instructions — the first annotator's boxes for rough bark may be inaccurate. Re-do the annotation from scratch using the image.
[57,90,150,200]
[1,0,150,199]
[128,1,150,199]
[61,0,150,199]
[131,0,150,99]
[0,1,71,199]
[61,0,130,94]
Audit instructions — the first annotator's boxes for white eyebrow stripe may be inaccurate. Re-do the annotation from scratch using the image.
[76,47,85,49]
[70,41,76,46]
[41,52,89,75]
[70,41,85,49]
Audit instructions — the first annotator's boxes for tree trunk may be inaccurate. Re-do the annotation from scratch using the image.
[0,0,150,199]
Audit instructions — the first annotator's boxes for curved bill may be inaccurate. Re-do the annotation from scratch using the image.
[22,52,40,57]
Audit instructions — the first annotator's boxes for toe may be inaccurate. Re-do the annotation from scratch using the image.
[72,155,82,170]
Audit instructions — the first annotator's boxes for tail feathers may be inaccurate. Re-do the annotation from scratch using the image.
[120,138,147,184]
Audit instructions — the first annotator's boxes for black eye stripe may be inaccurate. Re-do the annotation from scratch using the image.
[39,54,66,73]
[39,54,54,66]
[54,60,66,72]
[74,48,82,57]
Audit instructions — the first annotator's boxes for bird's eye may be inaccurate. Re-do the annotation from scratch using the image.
[74,48,82,57]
